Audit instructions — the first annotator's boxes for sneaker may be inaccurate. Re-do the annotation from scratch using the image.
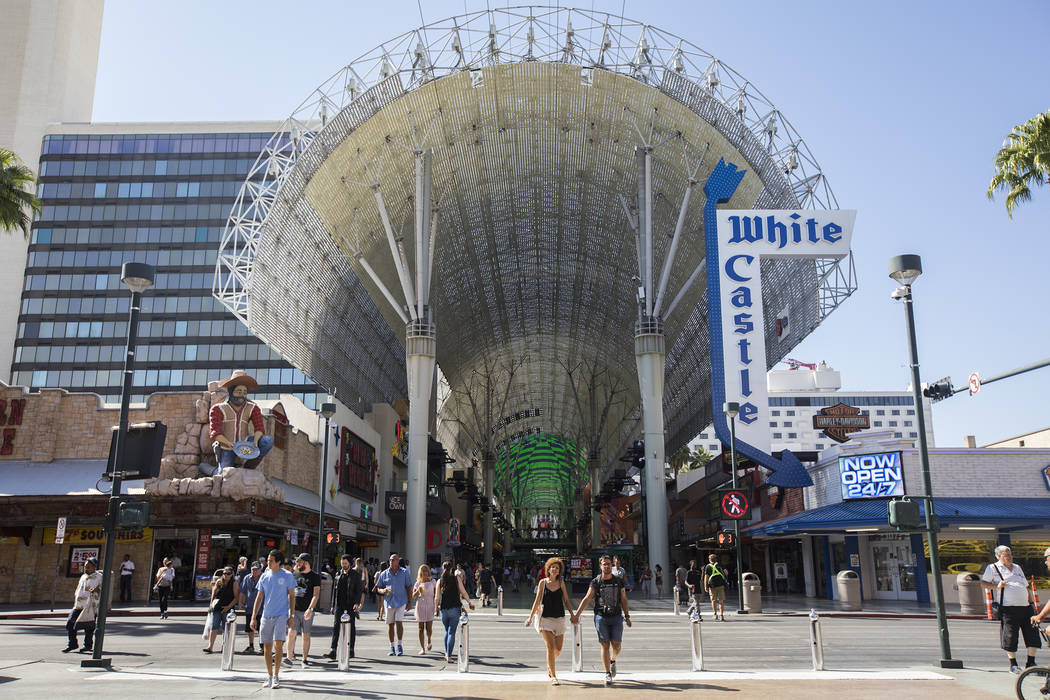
[263,676,273,689]
[604,672,612,686]
[282,657,293,666]
[302,658,309,667]
[1010,665,1022,675]
[396,644,404,656]
[610,660,617,678]
[271,676,281,688]
[242,645,255,654]
[388,646,396,656]
[325,650,337,660]
[62,644,78,653]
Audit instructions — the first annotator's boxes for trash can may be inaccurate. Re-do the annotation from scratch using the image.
[957,572,984,615]
[836,570,861,611]
[742,572,762,613]
[318,572,332,614]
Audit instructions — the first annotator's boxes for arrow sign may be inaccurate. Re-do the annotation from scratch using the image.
[703,159,855,488]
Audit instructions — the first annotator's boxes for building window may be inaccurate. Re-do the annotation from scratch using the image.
[787,433,797,439]
[771,410,780,416]
[909,433,918,438]
[874,421,882,427]
[907,409,915,415]
[889,421,898,427]
[876,410,885,416]
[891,410,900,416]
[708,444,719,451]
[894,432,903,438]
[816,444,825,450]
[772,433,782,439]
[903,421,912,427]
[786,410,795,416]
[769,422,777,427]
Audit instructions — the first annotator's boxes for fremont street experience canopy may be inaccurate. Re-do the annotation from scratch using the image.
[214,6,856,569]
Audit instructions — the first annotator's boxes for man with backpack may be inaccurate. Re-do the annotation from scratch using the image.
[703,554,728,621]
[685,560,704,618]
[572,555,632,687]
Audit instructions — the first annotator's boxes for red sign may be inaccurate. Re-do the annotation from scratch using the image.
[195,529,211,571]
[427,529,442,551]
[0,399,26,455]
[720,491,750,520]
[338,427,378,502]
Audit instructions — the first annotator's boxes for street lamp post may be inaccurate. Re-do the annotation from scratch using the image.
[317,399,337,568]
[888,254,961,669]
[723,401,746,615]
[83,262,154,669]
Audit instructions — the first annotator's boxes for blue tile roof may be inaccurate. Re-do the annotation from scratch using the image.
[745,497,1050,536]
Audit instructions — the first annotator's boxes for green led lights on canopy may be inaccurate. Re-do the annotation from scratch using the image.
[496,433,586,509]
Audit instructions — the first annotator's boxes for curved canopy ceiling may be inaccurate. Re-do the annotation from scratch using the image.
[215,7,853,508]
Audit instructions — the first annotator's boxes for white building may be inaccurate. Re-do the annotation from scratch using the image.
[691,362,934,458]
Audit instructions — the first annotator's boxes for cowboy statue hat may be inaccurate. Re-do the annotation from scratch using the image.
[219,370,259,391]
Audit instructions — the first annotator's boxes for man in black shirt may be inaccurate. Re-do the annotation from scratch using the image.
[286,553,322,666]
[326,555,364,660]
[685,560,704,617]
[573,555,631,687]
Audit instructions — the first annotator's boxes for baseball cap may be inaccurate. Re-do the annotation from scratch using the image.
[86,557,99,569]
[251,561,262,570]
[297,553,312,563]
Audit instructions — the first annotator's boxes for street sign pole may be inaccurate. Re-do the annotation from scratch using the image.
[729,415,745,614]
[50,517,66,612]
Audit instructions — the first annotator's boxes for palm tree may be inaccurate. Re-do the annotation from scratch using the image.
[0,148,41,238]
[987,110,1050,218]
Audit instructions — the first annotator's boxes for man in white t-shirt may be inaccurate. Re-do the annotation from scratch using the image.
[981,544,1041,674]
[119,554,135,602]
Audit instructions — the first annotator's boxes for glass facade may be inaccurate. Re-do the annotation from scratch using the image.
[12,130,321,407]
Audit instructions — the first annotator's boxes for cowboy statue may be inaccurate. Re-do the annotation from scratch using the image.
[209,370,273,474]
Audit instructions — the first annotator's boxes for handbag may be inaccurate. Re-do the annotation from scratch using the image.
[533,602,543,633]
[210,598,221,612]
[991,564,1005,621]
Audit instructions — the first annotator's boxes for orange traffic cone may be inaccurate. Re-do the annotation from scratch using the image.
[1033,576,1041,608]
[985,588,994,620]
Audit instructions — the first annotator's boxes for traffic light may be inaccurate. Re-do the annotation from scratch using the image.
[922,378,953,402]
[325,531,341,545]
[717,530,735,547]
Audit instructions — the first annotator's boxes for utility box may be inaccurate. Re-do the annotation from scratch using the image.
[888,499,921,530]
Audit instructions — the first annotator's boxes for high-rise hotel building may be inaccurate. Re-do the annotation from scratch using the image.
[12,122,324,407]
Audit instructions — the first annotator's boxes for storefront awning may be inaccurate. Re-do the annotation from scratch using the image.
[0,459,145,496]
[746,497,1050,537]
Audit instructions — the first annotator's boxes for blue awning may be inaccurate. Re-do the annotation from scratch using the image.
[745,497,1050,536]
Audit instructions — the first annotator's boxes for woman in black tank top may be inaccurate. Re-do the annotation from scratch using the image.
[525,557,576,685]
[435,560,475,663]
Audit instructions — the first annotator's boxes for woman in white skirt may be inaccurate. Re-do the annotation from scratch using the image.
[525,557,577,685]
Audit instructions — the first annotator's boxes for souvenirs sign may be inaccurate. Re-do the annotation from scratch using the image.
[704,159,856,487]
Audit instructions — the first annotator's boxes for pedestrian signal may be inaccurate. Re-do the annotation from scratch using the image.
[717,530,735,547]
[325,531,341,544]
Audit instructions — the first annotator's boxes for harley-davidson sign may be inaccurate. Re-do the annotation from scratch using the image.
[813,403,869,443]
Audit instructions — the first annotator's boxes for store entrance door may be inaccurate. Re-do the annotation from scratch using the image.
[872,537,917,600]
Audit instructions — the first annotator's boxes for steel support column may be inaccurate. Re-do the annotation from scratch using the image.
[589,453,602,550]
[482,454,495,564]
[405,321,435,569]
[635,318,668,585]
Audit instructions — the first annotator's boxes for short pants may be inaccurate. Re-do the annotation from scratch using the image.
[385,604,405,624]
[293,609,314,634]
[260,615,288,644]
[594,613,623,643]
[708,586,726,603]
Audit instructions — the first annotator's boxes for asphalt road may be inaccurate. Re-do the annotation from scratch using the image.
[0,610,1034,698]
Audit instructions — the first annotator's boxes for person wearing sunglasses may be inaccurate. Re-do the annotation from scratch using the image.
[204,566,239,653]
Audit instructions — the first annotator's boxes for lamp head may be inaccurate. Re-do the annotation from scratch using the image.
[121,262,155,293]
[321,402,337,420]
[723,401,740,418]
[888,254,922,287]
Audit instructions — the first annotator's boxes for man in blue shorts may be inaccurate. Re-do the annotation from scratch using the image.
[375,552,413,656]
[573,554,632,686]
[251,549,296,689]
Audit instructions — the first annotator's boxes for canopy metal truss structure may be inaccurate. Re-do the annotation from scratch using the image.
[214,6,856,568]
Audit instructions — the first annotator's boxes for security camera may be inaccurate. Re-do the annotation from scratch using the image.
[890,286,908,300]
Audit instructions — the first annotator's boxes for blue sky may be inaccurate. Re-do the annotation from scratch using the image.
[93,1,1050,448]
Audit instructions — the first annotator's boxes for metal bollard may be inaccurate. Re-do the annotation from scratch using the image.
[673,585,681,615]
[337,612,351,671]
[571,621,583,672]
[220,610,238,671]
[497,586,503,616]
[690,611,704,671]
[457,609,470,673]
[808,609,824,671]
